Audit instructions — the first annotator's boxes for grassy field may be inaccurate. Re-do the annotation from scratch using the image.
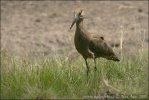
[1,50,148,99]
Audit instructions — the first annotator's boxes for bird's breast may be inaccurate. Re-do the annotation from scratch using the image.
[74,32,89,56]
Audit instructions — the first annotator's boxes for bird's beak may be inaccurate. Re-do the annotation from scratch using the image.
[70,19,76,30]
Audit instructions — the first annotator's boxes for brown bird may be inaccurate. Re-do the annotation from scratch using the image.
[70,10,120,76]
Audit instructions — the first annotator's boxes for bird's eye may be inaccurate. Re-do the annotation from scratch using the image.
[78,12,82,16]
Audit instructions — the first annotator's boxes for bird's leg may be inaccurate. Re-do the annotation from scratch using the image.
[93,57,98,95]
[94,58,97,71]
[88,49,96,71]
[85,58,89,77]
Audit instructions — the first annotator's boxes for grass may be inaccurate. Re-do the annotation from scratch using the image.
[1,50,148,99]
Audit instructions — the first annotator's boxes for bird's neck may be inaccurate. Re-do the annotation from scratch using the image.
[76,20,84,31]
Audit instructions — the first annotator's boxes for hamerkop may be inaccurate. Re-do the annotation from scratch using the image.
[70,10,120,76]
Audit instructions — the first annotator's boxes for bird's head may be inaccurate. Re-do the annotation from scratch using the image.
[70,9,85,29]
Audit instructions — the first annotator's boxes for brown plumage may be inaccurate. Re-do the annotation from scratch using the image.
[70,10,120,76]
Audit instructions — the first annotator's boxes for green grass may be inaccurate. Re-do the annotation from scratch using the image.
[1,50,148,99]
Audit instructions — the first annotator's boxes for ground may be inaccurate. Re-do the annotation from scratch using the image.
[1,1,148,57]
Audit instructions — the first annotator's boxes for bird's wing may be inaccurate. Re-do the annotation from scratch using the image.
[89,35,114,57]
